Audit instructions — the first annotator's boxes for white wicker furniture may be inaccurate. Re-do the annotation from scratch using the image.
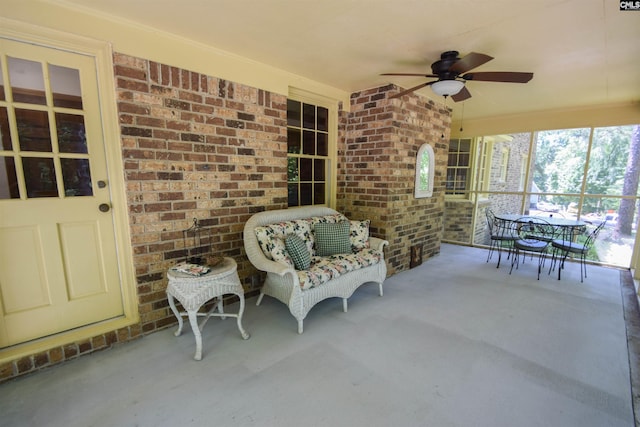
[243,206,388,334]
[166,257,250,360]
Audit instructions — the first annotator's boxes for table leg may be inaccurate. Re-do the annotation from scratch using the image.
[235,292,250,340]
[187,310,203,361]
[167,292,184,337]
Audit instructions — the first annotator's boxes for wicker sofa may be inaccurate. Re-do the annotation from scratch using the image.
[243,206,388,333]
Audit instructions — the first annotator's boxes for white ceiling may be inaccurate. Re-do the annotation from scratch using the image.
[56,0,640,123]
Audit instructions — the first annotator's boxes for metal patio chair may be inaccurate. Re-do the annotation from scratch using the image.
[509,217,555,280]
[549,220,607,282]
[486,209,518,268]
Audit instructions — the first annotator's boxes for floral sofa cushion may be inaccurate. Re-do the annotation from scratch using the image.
[254,235,294,268]
[296,248,383,290]
[254,214,382,290]
[349,219,370,250]
[255,219,314,259]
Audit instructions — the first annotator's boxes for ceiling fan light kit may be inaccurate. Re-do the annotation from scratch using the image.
[382,50,533,101]
[431,80,465,97]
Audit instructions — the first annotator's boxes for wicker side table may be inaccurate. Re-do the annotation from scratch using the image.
[166,257,250,360]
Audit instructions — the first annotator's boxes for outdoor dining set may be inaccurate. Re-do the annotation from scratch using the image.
[485,210,607,282]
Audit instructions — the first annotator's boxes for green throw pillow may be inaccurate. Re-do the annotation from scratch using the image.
[314,221,352,256]
[285,234,311,270]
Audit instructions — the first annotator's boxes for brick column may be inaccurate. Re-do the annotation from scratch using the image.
[338,84,451,274]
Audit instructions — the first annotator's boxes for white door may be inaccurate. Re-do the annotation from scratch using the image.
[0,38,124,347]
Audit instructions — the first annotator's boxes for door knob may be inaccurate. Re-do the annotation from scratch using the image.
[99,203,110,212]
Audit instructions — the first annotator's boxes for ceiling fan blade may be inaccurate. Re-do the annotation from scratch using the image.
[451,86,471,102]
[389,81,435,99]
[448,52,493,74]
[381,73,439,78]
[462,71,534,83]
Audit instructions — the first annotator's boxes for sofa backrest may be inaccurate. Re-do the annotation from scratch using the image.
[243,206,340,267]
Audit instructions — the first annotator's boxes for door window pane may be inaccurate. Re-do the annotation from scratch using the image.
[0,157,19,199]
[22,157,58,198]
[61,158,92,196]
[56,113,87,153]
[8,57,46,105]
[0,107,11,150]
[49,65,83,109]
[16,109,51,152]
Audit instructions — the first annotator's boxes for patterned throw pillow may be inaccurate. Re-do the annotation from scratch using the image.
[350,219,370,250]
[285,234,311,270]
[314,221,352,256]
[268,236,294,268]
[307,214,346,255]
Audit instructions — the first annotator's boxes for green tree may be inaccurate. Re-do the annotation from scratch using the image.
[533,128,589,207]
[616,125,640,235]
[587,127,629,196]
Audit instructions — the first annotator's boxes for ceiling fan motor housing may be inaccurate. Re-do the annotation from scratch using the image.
[431,50,460,80]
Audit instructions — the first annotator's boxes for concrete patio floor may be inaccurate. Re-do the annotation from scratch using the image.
[1,243,638,427]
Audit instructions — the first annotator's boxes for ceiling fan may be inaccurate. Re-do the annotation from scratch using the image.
[381,50,533,101]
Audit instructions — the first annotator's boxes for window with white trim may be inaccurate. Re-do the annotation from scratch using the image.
[446,138,472,196]
[286,91,336,207]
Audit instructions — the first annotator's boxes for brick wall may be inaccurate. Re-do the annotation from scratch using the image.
[114,53,289,332]
[443,200,475,243]
[338,85,450,274]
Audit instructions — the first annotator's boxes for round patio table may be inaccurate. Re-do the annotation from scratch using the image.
[493,213,586,229]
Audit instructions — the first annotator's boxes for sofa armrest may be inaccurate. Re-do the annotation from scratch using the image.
[261,258,297,277]
[369,237,389,253]
[243,235,295,276]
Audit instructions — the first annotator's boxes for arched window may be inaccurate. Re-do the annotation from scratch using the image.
[415,143,434,198]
